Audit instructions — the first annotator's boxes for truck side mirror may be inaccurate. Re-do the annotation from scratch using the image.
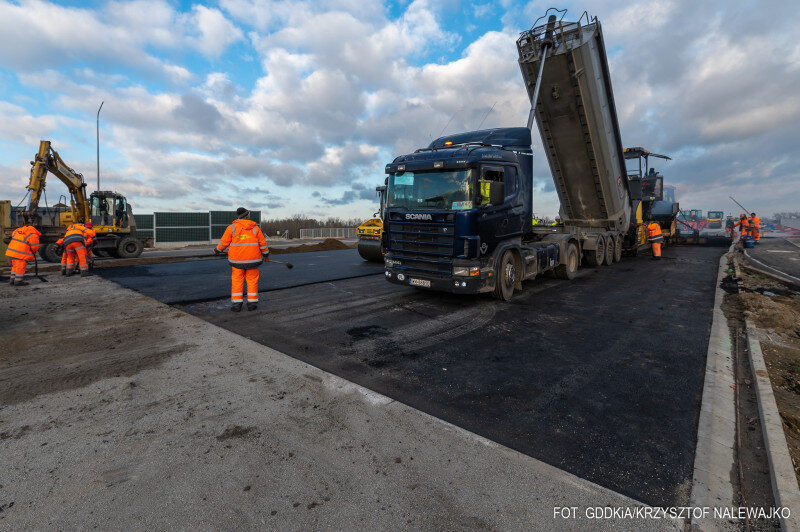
[490,181,505,206]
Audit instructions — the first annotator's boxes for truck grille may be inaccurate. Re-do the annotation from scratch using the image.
[388,219,454,278]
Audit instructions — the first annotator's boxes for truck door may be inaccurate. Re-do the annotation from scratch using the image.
[477,166,517,254]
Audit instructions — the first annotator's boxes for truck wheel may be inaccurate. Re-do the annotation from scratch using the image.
[555,242,579,280]
[613,237,623,262]
[492,249,516,301]
[116,237,143,258]
[584,236,605,267]
[603,237,614,266]
[40,243,61,263]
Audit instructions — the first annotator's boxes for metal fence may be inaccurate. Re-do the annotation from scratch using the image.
[134,210,261,244]
[299,227,357,239]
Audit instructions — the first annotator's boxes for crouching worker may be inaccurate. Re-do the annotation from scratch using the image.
[5,224,41,286]
[62,223,89,277]
[213,207,269,312]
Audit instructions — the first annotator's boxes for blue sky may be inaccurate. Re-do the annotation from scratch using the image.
[1,0,798,220]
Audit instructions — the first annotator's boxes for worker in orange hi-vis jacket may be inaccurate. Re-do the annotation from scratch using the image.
[5,225,41,286]
[213,207,269,312]
[62,223,89,277]
[646,221,664,260]
[749,212,760,242]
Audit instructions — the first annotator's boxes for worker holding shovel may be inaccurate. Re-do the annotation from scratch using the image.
[213,207,270,312]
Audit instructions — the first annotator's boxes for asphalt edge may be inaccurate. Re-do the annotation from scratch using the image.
[739,257,800,530]
[742,247,800,288]
[689,244,737,530]
[85,274,681,526]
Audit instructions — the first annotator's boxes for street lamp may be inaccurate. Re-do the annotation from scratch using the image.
[96,101,104,191]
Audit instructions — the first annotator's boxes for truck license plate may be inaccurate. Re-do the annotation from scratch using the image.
[409,278,431,288]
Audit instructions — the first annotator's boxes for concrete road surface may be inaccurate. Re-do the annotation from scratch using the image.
[0,275,680,530]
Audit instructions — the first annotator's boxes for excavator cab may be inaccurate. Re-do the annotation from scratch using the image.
[89,191,130,231]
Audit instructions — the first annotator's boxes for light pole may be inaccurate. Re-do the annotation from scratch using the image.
[96,101,104,191]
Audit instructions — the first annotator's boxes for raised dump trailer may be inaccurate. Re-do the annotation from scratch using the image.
[381,10,647,300]
[519,13,630,241]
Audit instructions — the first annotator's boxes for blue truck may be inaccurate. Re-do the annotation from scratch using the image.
[383,11,654,300]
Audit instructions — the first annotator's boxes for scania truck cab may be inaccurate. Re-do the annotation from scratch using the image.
[383,127,562,300]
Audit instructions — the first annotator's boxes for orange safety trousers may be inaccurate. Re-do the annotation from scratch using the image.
[651,242,662,257]
[231,267,259,303]
[63,247,92,268]
[65,242,88,273]
[10,259,28,282]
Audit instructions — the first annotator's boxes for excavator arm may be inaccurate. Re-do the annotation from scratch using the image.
[25,140,89,224]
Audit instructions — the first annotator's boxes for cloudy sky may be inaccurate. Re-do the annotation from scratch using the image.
[0,0,798,219]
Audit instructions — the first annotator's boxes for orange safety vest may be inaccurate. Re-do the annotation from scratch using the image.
[734,217,748,232]
[750,216,760,228]
[216,219,269,269]
[646,221,663,242]
[83,227,96,247]
[5,225,41,260]
[63,224,87,246]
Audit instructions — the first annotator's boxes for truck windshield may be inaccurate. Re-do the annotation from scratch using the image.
[387,170,474,210]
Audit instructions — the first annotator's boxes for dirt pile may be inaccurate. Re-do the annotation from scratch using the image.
[271,238,353,255]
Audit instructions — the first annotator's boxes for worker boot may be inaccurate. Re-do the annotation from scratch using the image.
[231,303,243,312]
[247,303,258,311]
[14,280,29,286]
[61,268,66,276]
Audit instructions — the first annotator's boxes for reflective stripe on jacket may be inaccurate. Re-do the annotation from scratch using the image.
[63,224,86,246]
[5,225,41,260]
[216,218,269,269]
[646,222,664,242]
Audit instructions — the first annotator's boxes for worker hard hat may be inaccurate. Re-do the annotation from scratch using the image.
[85,220,93,228]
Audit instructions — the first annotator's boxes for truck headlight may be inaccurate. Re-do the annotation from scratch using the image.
[453,266,479,277]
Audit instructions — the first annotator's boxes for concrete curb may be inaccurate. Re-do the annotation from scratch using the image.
[742,248,800,288]
[690,244,737,530]
[745,324,800,529]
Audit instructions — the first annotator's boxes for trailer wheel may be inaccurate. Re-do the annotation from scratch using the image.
[613,237,623,262]
[603,237,614,266]
[116,236,143,258]
[40,243,61,263]
[492,249,516,301]
[555,242,579,280]
[584,236,605,267]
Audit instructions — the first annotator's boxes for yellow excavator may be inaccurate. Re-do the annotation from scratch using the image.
[356,185,386,262]
[3,140,145,261]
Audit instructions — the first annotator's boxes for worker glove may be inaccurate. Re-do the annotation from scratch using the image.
[212,248,221,256]
[262,252,270,260]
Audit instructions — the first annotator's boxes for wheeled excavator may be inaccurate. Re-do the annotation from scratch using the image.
[3,140,145,262]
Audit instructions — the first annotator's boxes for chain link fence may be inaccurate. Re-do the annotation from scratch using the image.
[134,211,261,244]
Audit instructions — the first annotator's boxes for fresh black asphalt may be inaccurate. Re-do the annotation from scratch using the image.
[746,236,800,279]
[101,245,725,506]
[96,249,384,304]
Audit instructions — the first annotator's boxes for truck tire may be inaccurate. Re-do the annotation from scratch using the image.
[40,243,61,263]
[603,237,614,266]
[584,236,605,267]
[492,249,516,301]
[116,236,143,258]
[613,236,623,262]
[555,242,579,280]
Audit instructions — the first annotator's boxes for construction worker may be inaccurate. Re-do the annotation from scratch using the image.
[83,221,97,266]
[749,212,760,242]
[62,223,89,277]
[5,224,41,286]
[646,220,664,259]
[733,214,749,240]
[213,207,269,312]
